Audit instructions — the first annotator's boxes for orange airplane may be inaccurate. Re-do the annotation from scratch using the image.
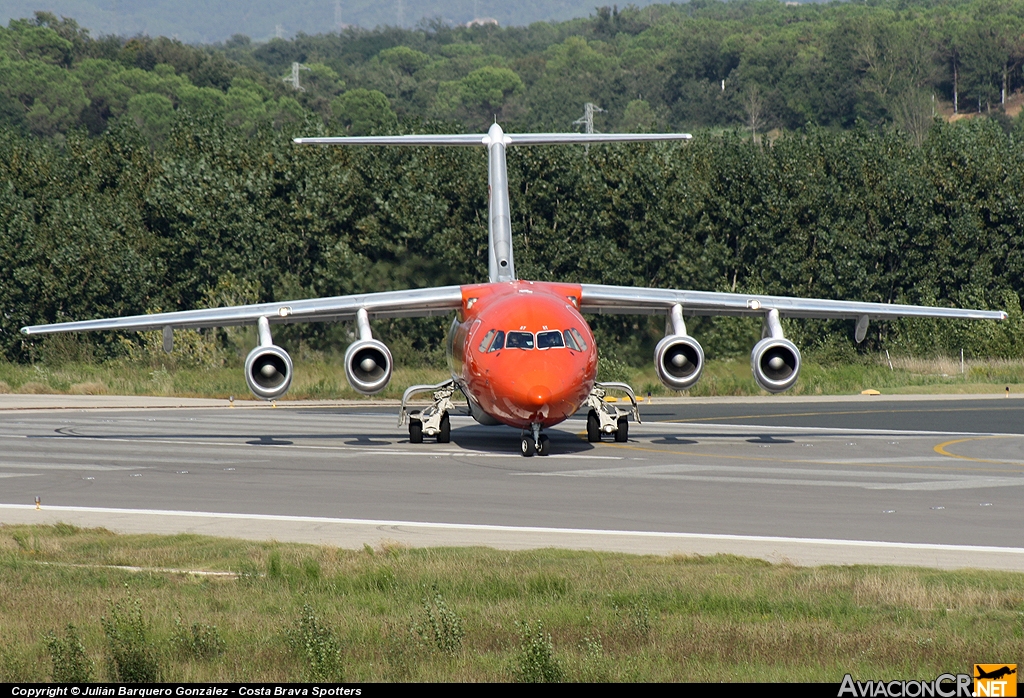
[21,124,1007,456]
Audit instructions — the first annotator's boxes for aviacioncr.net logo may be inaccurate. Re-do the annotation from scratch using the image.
[838,673,973,697]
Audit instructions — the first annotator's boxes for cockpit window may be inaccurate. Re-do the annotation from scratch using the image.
[478,329,496,353]
[567,328,588,351]
[505,331,534,349]
[563,329,581,351]
[537,330,564,349]
[487,330,505,352]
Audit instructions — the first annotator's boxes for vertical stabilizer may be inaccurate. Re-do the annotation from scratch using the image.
[484,123,515,283]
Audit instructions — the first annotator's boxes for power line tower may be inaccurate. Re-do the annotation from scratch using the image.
[283,62,311,91]
[397,0,404,27]
[334,0,344,30]
[573,102,605,134]
[275,24,285,39]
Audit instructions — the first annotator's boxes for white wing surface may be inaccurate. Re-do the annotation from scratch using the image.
[579,284,1007,321]
[20,286,464,336]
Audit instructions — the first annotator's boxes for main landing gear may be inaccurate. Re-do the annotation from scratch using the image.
[585,382,641,444]
[400,380,456,444]
[520,423,550,457]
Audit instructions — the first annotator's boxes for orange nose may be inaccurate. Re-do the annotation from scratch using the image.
[527,385,551,407]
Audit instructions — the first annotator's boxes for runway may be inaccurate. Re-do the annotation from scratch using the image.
[2,394,1023,570]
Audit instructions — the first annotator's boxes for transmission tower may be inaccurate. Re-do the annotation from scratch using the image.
[397,0,404,27]
[335,0,344,30]
[573,102,605,134]
[283,62,311,91]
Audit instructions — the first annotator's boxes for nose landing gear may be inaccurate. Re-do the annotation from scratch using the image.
[521,423,550,457]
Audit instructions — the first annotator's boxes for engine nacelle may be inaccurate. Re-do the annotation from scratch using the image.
[244,344,293,400]
[654,334,705,391]
[751,337,801,393]
[344,338,393,395]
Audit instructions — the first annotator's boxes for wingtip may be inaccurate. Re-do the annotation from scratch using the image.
[20,327,30,335]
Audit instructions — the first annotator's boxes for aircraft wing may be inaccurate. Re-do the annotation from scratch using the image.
[579,284,1007,322]
[20,286,464,336]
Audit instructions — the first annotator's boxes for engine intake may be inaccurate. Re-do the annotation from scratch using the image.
[244,344,293,400]
[344,339,393,395]
[654,334,705,391]
[751,337,801,393]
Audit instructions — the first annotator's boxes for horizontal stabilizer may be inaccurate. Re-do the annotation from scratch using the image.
[295,131,692,147]
[295,134,486,146]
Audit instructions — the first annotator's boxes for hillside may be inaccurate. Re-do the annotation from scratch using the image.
[0,0,664,43]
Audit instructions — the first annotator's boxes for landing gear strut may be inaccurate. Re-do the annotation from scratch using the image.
[585,382,641,443]
[520,422,550,457]
[400,380,456,444]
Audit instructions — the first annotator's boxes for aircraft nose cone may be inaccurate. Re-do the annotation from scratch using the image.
[527,385,551,408]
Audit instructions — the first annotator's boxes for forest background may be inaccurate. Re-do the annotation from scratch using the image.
[2,0,1024,375]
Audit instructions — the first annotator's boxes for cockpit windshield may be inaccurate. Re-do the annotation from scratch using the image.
[505,331,535,349]
[537,330,564,349]
[477,328,587,352]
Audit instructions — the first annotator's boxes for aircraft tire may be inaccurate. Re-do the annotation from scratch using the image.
[438,413,451,443]
[409,418,423,444]
[614,416,629,442]
[537,434,550,456]
[521,436,535,457]
[587,411,601,442]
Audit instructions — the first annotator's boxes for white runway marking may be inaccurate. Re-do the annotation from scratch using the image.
[649,422,1021,437]
[0,463,152,471]
[536,462,1024,491]
[2,503,1023,557]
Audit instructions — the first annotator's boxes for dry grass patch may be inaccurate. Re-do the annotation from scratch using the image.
[68,381,108,395]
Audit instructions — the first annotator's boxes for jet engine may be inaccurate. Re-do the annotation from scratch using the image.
[654,334,704,390]
[245,344,293,400]
[750,310,802,393]
[344,338,393,395]
[653,303,705,391]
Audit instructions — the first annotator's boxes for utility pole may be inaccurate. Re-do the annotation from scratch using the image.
[573,102,605,134]
[283,62,311,91]
[573,103,605,155]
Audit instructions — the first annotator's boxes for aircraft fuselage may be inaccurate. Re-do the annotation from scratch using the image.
[447,280,598,429]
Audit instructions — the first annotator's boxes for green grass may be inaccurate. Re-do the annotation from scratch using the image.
[3,355,1024,400]
[1,525,1023,682]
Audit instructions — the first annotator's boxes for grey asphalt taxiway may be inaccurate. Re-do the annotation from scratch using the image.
[2,393,1024,570]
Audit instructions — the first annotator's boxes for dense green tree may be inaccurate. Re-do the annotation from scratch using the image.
[330,88,397,134]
